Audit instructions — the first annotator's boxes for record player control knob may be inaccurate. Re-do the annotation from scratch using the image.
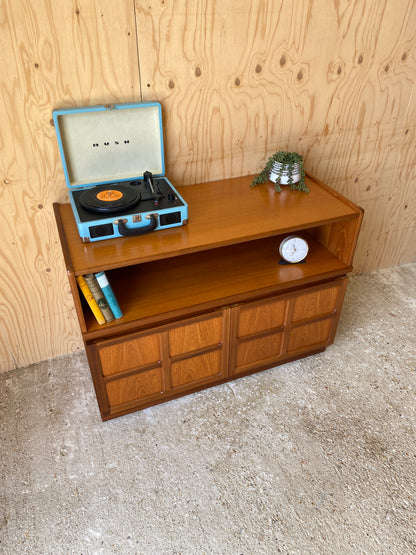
[168,193,176,202]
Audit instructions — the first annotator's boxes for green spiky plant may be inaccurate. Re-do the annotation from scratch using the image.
[250,151,308,193]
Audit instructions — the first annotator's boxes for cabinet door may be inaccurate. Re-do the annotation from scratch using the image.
[90,279,347,418]
[168,311,229,390]
[230,278,347,376]
[99,332,161,377]
[286,279,347,355]
[91,308,230,418]
[106,368,164,407]
[231,296,288,375]
[94,328,165,415]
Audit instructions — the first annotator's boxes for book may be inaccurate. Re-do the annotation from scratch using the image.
[76,275,106,325]
[94,271,123,319]
[83,274,115,322]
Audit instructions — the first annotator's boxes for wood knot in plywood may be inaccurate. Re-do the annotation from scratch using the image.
[328,60,345,82]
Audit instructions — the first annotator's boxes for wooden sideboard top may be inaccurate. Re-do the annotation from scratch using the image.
[54,174,361,276]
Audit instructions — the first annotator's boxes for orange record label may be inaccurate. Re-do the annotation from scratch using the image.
[96,189,123,202]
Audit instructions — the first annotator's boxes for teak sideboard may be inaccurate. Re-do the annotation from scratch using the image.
[54,175,363,421]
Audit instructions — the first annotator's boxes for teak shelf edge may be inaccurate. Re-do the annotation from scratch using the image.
[53,174,362,276]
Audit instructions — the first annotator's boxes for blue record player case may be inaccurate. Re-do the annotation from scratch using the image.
[53,102,188,242]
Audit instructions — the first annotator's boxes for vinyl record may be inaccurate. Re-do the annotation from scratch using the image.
[79,184,141,214]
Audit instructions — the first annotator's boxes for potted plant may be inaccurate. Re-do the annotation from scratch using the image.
[250,151,309,193]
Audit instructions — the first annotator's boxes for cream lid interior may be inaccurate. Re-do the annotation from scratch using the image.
[56,104,164,188]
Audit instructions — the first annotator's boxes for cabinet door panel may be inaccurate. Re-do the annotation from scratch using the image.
[106,367,163,407]
[236,331,284,370]
[171,350,222,388]
[99,332,161,376]
[237,299,287,337]
[292,284,341,322]
[288,318,333,353]
[169,315,223,356]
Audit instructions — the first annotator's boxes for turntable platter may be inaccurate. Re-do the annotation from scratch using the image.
[79,184,141,214]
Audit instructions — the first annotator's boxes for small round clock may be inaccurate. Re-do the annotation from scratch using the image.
[279,235,309,263]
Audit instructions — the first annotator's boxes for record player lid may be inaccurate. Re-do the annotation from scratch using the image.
[53,102,165,189]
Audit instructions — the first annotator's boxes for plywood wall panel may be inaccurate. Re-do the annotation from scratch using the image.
[1,0,416,371]
[136,0,416,274]
[0,0,139,371]
[136,0,319,184]
[307,0,416,271]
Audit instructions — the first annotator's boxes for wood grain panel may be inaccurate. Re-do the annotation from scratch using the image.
[1,0,416,371]
[237,298,287,338]
[136,0,416,273]
[295,2,416,272]
[288,318,333,354]
[292,285,340,323]
[236,332,284,370]
[0,0,139,371]
[106,367,163,406]
[168,314,223,356]
[170,350,222,388]
[98,332,161,376]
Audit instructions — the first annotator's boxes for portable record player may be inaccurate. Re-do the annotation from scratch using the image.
[53,102,188,242]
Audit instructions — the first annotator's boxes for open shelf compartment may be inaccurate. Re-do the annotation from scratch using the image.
[81,231,351,337]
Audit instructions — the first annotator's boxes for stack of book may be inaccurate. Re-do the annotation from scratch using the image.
[76,271,122,325]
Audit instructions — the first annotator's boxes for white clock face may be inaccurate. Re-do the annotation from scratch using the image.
[279,236,309,263]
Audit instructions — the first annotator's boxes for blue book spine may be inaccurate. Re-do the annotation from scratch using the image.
[94,271,123,319]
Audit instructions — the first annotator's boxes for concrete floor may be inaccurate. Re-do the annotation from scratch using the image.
[1,262,416,555]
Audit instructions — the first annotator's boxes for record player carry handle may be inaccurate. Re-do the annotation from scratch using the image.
[116,214,158,236]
